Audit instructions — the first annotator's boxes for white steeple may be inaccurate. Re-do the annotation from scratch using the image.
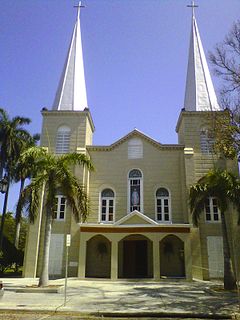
[184,2,220,111]
[52,2,88,111]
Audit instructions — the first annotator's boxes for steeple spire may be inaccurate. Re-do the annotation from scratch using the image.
[184,2,220,111]
[52,2,88,111]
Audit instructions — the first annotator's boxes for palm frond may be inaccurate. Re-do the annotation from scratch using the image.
[189,168,240,226]
[16,174,46,223]
[12,116,31,127]
[58,167,90,222]
[59,153,94,171]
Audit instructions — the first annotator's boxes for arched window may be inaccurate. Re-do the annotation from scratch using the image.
[128,169,143,213]
[200,128,214,154]
[156,188,171,222]
[128,138,143,159]
[205,197,220,222]
[100,188,115,223]
[55,125,71,154]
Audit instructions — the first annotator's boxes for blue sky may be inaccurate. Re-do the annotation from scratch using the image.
[1,0,240,212]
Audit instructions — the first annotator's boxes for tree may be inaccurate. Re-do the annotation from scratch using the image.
[0,108,33,249]
[189,169,240,290]
[0,212,26,274]
[13,133,40,249]
[209,20,240,160]
[17,147,93,287]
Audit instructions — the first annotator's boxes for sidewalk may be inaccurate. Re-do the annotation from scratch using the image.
[0,277,239,318]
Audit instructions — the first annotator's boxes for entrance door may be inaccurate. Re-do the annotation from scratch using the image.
[49,234,64,277]
[123,240,148,278]
[207,236,223,278]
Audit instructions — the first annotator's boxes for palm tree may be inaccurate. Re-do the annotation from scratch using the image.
[189,169,240,290]
[17,147,93,287]
[0,108,33,249]
[13,133,40,249]
[0,108,32,178]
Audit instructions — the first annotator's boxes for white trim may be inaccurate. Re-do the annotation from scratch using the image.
[54,195,67,221]
[155,186,172,223]
[55,125,71,154]
[98,187,115,224]
[205,197,221,223]
[79,221,192,229]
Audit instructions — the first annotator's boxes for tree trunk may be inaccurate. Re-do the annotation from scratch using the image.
[38,207,52,287]
[14,179,25,249]
[221,212,236,290]
[0,180,10,250]
[14,223,21,249]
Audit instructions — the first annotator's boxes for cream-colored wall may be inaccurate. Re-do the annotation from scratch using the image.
[87,139,188,225]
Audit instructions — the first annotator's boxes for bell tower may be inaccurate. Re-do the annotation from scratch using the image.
[176,1,221,158]
[40,2,94,155]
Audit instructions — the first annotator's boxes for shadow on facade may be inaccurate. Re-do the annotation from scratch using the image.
[160,234,185,278]
[85,234,111,278]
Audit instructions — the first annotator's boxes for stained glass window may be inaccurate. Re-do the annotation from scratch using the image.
[129,169,142,212]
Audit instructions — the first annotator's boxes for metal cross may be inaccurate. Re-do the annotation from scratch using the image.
[187,0,198,17]
[74,1,85,18]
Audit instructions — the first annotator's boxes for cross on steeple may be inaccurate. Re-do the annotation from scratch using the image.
[74,1,85,19]
[187,0,198,17]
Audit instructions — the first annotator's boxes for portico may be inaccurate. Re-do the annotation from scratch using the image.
[78,211,192,280]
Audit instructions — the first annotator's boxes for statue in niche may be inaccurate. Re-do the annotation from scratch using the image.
[131,187,139,206]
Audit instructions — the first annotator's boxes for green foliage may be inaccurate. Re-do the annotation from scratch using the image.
[0,108,32,176]
[210,20,240,161]
[3,212,27,251]
[0,237,23,274]
[212,109,240,161]
[0,212,25,274]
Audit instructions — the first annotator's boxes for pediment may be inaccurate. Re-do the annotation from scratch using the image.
[87,129,183,151]
[115,210,158,226]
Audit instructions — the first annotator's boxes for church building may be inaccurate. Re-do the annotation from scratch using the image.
[23,4,239,281]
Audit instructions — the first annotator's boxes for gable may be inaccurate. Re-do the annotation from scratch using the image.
[115,210,158,226]
[120,215,152,225]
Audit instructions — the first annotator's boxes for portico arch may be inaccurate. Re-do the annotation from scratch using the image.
[85,235,111,278]
[118,234,153,279]
[160,235,185,278]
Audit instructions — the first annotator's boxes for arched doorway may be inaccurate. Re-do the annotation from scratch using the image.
[118,234,153,278]
[85,235,111,278]
[160,235,185,278]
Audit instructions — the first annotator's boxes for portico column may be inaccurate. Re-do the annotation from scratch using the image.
[153,238,160,280]
[78,234,87,278]
[184,236,192,280]
[111,239,118,280]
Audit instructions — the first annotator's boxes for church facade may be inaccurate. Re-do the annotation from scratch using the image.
[23,6,239,281]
